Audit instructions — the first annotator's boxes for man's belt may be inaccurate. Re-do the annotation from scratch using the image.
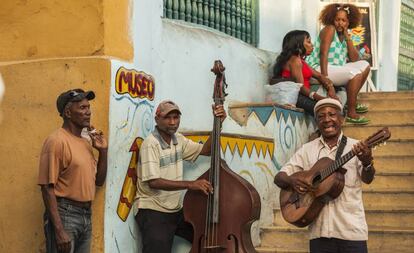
[56,197,92,209]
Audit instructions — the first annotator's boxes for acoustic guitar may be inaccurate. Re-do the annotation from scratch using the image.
[280,127,391,227]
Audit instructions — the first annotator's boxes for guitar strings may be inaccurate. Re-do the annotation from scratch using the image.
[205,108,221,250]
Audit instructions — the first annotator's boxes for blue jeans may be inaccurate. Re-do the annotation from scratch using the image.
[43,198,92,253]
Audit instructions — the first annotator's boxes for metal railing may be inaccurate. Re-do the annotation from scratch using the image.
[163,0,258,46]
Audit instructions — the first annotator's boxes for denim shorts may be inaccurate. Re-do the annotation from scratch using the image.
[43,198,92,253]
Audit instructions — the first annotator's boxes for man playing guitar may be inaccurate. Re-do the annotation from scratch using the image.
[274,98,375,253]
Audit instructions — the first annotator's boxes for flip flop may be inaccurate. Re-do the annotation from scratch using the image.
[356,103,368,113]
[345,116,370,125]
[344,103,369,113]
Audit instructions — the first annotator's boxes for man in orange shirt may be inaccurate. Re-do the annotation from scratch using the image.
[38,89,108,253]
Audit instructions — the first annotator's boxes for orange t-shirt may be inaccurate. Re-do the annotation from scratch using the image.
[38,128,97,202]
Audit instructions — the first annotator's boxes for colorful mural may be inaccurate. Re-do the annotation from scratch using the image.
[115,132,274,223]
[117,137,144,222]
[228,104,315,170]
[185,132,275,159]
[350,4,376,67]
[116,67,155,100]
[106,64,315,252]
[106,66,156,253]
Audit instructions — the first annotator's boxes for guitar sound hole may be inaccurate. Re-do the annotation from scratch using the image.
[312,174,321,187]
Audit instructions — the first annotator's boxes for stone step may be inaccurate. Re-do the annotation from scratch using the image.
[365,208,414,229]
[346,110,414,125]
[358,91,414,99]
[358,97,414,111]
[373,155,414,173]
[255,247,307,253]
[343,124,414,140]
[260,226,308,250]
[363,189,414,210]
[273,207,414,229]
[260,226,414,252]
[371,140,414,156]
[256,248,404,253]
[368,226,414,252]
[363,172,414,191]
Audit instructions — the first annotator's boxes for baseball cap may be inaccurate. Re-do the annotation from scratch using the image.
[56,88,95,116]
[314,98,343,115]
[155,100,181,117]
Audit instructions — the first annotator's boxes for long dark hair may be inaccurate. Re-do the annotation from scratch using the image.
[273,30,310,78]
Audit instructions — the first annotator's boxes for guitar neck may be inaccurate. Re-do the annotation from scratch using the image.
[320,151,355,181]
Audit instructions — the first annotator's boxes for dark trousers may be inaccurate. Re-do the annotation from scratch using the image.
[310,237,368,253]
[135,209,193,253]
[296,93,316,116]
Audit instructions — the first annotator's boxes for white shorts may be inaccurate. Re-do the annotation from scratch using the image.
[315,60,370,86]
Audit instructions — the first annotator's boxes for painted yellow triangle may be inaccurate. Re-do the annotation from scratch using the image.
[183,133,275,159]
[186,135,209,144]
[220,137,229,153]
[245,139,254,157]
[261,142,268,158]
[236,142,245,157]
[225,137,238,155]
[268,142,275,158]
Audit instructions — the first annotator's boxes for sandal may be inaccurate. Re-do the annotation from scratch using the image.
[345,116,370,125]
[344,103,368,113]
[356,103,368,113]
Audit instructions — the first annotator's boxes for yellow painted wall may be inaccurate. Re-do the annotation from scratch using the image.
[103,0,133,60]
[0,0,133,251]
[0,59,110,252]
[0,0,132,61]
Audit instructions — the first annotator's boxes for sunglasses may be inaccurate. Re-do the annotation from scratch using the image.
[69,90,82,98]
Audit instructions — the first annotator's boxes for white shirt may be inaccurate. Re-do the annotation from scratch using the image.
[280,133,368,240]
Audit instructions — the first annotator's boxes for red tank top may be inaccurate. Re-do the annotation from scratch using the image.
[281,59,312,89]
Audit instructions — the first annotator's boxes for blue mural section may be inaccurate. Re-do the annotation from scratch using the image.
[248,105,313,127]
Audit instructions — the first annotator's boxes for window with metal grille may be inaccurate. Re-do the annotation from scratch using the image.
[163,0,259,46]
[398,1,414,90]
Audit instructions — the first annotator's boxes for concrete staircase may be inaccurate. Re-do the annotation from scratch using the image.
[256,91,414,253]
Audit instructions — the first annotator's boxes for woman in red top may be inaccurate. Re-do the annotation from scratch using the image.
[273,30,338,116]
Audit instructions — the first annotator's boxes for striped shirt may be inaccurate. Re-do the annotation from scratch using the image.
[135,128,203,213]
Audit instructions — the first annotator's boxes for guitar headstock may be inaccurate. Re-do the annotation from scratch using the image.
[365,127,391,149]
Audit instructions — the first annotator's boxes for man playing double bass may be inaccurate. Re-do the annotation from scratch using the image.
[274,98,375,253]
[134,100,226,253]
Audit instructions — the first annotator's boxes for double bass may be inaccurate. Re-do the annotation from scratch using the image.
[183,60,261,253]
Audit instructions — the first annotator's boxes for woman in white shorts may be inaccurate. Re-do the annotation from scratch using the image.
[307,3,370,124]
